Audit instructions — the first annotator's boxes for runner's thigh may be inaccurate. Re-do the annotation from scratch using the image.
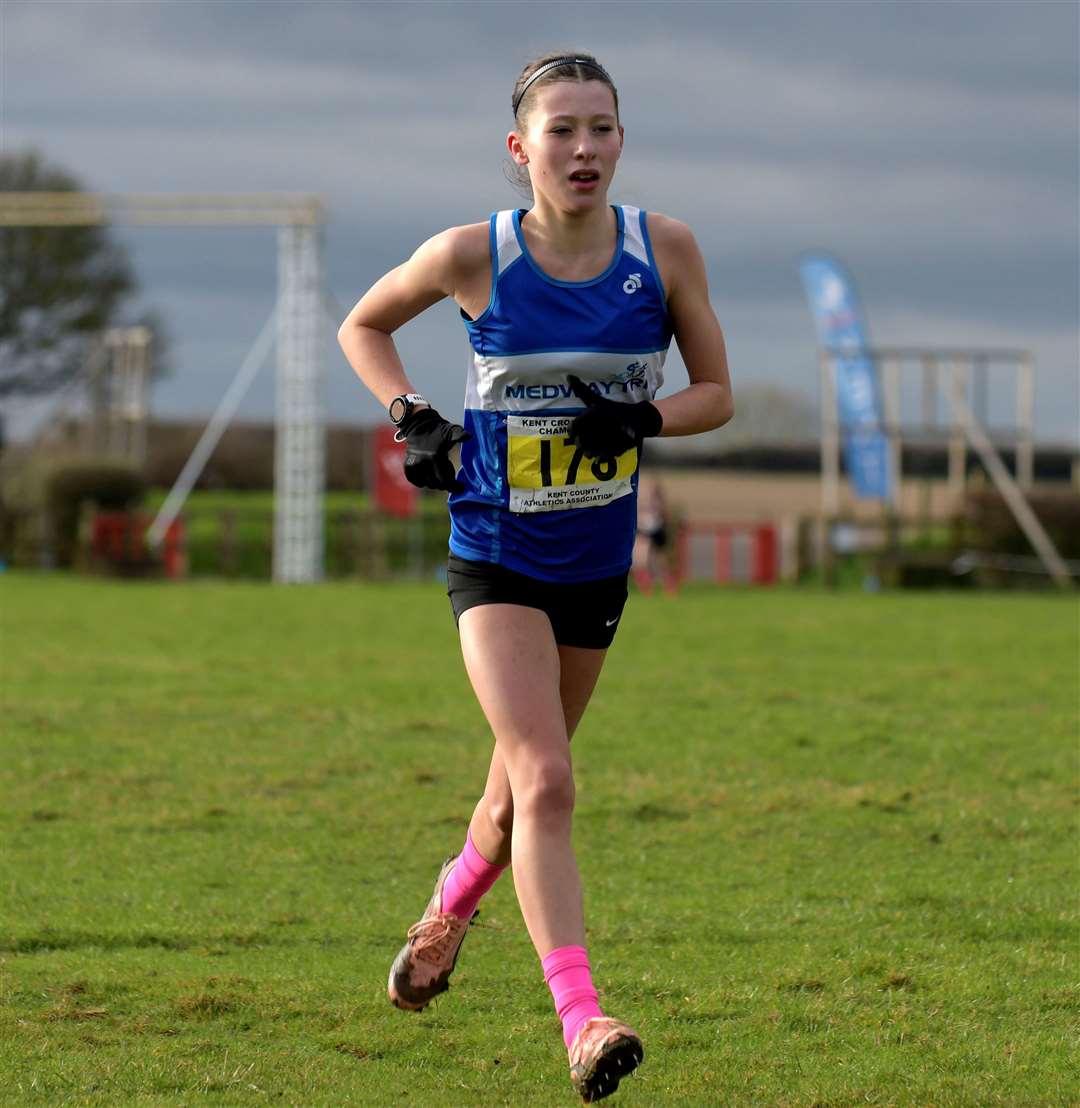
[458,604,569,761]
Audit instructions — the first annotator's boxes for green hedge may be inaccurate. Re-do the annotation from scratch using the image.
[143,490,451,579]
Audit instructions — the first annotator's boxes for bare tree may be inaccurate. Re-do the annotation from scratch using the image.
[650,383,818,458]
[0,150,135,397]
[722,384,818,443]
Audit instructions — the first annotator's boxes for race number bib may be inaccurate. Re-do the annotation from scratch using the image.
[506,414,637,514]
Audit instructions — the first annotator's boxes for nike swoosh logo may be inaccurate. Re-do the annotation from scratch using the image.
[605,617,620,627]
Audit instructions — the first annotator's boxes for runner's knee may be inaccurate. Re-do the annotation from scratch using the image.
[513,757,575,822]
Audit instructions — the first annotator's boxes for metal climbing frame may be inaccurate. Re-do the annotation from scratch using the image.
[818,344,1069,587]
[818,345,1035,517]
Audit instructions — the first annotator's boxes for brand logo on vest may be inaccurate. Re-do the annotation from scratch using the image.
[622,273,643,295]
[618,362,648,389]
[502,360,654,403]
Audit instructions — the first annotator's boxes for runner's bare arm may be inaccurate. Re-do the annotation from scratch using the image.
[647,215,734,436]
[337,224,489,409]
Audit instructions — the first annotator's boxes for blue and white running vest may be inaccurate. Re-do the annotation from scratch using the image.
[448,205,673,582]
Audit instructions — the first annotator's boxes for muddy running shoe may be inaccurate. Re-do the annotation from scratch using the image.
[568,1016,644,1103]
[387,855,473,1011]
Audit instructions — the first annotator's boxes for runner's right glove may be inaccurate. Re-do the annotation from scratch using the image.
[566,374,663,458]
[396,407,470,492]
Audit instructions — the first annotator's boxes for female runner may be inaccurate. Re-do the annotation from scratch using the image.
[337,52,733,1103]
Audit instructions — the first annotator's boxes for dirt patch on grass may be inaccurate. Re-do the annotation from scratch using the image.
[778,979,827,993]
[42,986,110,1022]
[334,1043,383,1061]
[879,972,916,991]
[174,989,234,1019]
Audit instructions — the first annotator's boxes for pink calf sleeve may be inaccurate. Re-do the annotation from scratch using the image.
[439,829,507,920]
[542,944,604,1050]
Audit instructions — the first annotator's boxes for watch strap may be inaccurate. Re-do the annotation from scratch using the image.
[389,392,428,425]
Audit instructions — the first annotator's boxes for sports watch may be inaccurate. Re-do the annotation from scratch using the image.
[388,393,428,426]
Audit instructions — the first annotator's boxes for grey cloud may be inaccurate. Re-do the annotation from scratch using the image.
[3,0,1076,442]
[33,0,1073,99]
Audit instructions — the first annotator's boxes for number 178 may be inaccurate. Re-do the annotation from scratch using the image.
[538,437,620,487]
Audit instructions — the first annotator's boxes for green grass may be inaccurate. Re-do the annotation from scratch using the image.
[1,575,1077,1106]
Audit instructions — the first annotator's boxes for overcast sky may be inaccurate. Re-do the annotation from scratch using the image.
[4,0,1078,444]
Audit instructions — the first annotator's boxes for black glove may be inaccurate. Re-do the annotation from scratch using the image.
[396,407,470,492]
[566,374,663,458]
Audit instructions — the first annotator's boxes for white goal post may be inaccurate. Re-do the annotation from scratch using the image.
[0,192,326,583]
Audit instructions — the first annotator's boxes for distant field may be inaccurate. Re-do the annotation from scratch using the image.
[2,575,1077,1106]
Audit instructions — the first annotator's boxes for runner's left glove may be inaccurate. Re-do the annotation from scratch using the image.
[396,407,470,492]
[566,374,663,458]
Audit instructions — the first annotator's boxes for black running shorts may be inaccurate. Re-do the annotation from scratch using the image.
[447,554,629,649]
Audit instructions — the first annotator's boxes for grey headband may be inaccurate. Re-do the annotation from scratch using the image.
[512,57,612,117]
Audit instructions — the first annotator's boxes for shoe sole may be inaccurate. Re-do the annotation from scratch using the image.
[388,983,446,1011]
[572,1034,644,1104]
[386,911,475,1012]
[387,958,452,1011]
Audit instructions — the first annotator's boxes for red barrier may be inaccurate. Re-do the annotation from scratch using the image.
[716,528,732,582]
[90,512,186,578]
[92,512,143,561]
[160,519,186,579]
[752,524,778,585]
[676,522,778,586]
[373,425,418,518]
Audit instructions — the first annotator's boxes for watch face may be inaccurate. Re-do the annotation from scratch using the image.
[389,397,407,424]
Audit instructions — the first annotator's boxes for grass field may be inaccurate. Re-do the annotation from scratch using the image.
[1,574,1077,1106]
